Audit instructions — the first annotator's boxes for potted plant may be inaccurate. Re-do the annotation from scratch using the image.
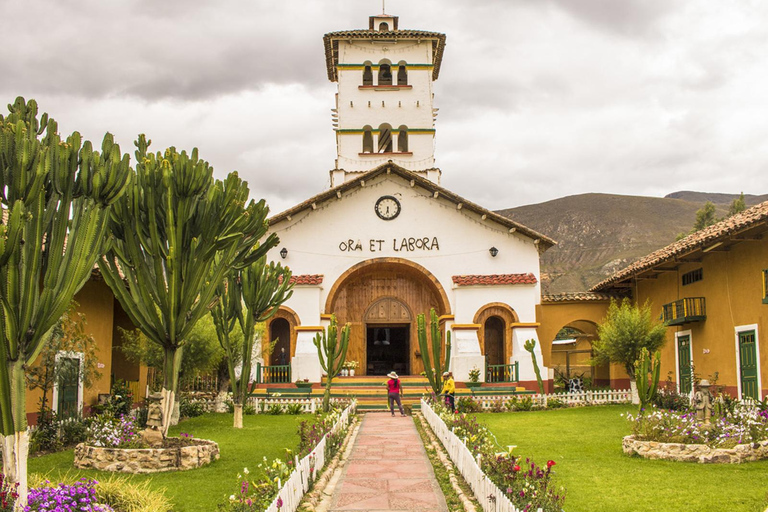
[466,366,483,388]
[295,378,313,389]
[347,360,359,376]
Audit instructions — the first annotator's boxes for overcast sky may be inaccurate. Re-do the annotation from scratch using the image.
[3,0,767,214]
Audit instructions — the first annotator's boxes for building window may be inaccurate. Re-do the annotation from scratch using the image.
[682,268,703,286]
[378,62,392,86]
[397,125,408,152]
[763,269,768,304]
[379,22,389,31]
[397,61,408,86]
[378,123,393,153]
[363,62,373,86]
[362,126,373,153]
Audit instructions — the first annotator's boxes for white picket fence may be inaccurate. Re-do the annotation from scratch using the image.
[471,389,632,411]
[421,399,534,512]
[263,400,356,512]
[248,397,322,414]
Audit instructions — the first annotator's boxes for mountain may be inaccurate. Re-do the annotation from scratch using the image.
[495,192,755,294]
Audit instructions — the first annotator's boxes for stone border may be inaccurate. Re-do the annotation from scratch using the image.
[74,439,220,473]
[622,435,768,464]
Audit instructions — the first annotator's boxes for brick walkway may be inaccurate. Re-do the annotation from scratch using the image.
[329,413,449,512]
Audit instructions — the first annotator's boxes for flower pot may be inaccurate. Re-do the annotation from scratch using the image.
[465,381,483,389]
[341,369,348,377]
[295,382,313,389]
[349,369,355,377]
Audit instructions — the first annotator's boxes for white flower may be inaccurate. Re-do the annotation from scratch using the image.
[243,467,250,475]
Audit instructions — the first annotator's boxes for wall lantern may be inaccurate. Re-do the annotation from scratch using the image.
[489,247,499,257]
[280,247,288,259]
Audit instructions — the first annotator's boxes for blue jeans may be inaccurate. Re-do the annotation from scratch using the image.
[388,392,404,415]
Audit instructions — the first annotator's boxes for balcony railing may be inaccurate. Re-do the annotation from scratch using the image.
[486,362,519,383]
[256,363,291,384]
[662,297,706,326]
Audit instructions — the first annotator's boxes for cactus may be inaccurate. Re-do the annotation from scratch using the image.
[524,339,545,394]
[417,309,451,396]
[313,315,351,412]
[212,256,293,428]
[634,348,661,413]
[0,97,131,502]
[99,135,277,435]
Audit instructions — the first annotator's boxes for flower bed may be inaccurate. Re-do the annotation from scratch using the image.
[623,401,768,463]
[74,438,219,473]
[421,399,565,512]
[622,435,768,463]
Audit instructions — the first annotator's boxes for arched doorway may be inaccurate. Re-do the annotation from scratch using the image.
[550,320,607,389]
[269,318,291,366]
[325,258,450,375]
[365,297,412,375]
[484,316,505,366]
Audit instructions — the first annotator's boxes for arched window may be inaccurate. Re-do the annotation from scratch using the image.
[362,125,373,153]
[378,61,392,86]
[397,61,408,86]
[379,22,389,31]
[378,123,393,153]
[363,61,373,86]
[397,125,408,152]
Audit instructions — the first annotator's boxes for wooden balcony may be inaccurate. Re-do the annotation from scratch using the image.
[662,297,706,326]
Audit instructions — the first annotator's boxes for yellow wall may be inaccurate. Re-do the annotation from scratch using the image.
[633,237,768,399]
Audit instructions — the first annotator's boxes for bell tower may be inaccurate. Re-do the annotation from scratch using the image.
[323,13,447,187]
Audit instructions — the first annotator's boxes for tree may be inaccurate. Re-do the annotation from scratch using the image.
[416,309,451,396]
[728,192,746,217]
[99,135,277,436]
[26,303,102,418]
[118,313,226,389]
[211,256,293,428]
[0,97,131,502]
[314,316,350,412]
[692,201,717,231]
[592,299,667,403]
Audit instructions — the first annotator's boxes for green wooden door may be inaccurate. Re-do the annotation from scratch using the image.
[738,330,758,400]
[677,335,692,394]
[57,357,80,419]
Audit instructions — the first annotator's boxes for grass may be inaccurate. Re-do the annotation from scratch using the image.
[28,413,306,512]
[478,406,768,512]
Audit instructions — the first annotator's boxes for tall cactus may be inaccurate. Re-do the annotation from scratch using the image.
[634,348,661,413]
[212,256,293,428]
[524,339,545,394]
[417,309,451,396]
[313,315,350,412]
[0,97,131,502]
[99,135,277,435]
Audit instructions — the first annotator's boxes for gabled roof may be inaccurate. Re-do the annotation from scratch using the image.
[323,29,447,81]
[452,274,537,286]
[591,199,768,292]
[268,162,556,249]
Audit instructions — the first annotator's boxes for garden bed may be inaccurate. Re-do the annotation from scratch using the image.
[622,435,768,463]
[74,438,219,473]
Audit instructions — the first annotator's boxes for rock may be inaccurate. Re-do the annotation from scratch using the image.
[141,427,164,448]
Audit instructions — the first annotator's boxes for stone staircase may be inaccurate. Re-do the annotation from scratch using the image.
[250,376,532,411]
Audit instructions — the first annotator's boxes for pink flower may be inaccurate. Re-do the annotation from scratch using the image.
[547,460,556,468]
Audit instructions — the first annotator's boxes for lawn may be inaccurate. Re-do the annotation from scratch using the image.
[478,406,768,512]
[28,413,306,512]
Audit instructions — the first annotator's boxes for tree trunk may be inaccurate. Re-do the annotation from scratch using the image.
[323,381,332,413]
[2,431,29,509]
[0,360,31,508]
[161,345,183,436]
[233,404,244,429]
[630,378,639,405]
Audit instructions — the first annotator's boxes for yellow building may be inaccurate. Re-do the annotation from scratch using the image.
[24,274,147,425]
[591,201,768,400]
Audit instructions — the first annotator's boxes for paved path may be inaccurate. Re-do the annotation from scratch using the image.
[329,412,449,512]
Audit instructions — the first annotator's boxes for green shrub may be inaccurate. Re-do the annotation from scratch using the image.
[29,474,171,512]
[179,397,207,419]
[267,403,283,415]
[508,396,534,412]
[456,397,481,413]
[547,398,566,409]
[30,410,61,454]
[285,403,303,415]
[60,417,88,446]
[244,404,257,415]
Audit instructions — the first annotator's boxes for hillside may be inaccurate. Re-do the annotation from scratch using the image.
[496,192,741,294]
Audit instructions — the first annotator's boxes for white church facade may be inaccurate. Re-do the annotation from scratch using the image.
[264,13,554,388]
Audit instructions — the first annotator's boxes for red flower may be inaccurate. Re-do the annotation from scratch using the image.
[513,465,521,472]
[547,460,556,468]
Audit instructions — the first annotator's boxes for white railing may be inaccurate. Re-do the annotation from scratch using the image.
[248,397,322,414]
[421,399,532,512]
[263,400,356,512]
[471,389,632,410]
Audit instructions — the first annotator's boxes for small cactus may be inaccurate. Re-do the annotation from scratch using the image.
[524,339,545,394]
[634,348,661,412]
[314,315,351,412]
[417,309,451,395]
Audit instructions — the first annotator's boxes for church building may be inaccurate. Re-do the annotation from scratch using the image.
[264,12,555,388]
